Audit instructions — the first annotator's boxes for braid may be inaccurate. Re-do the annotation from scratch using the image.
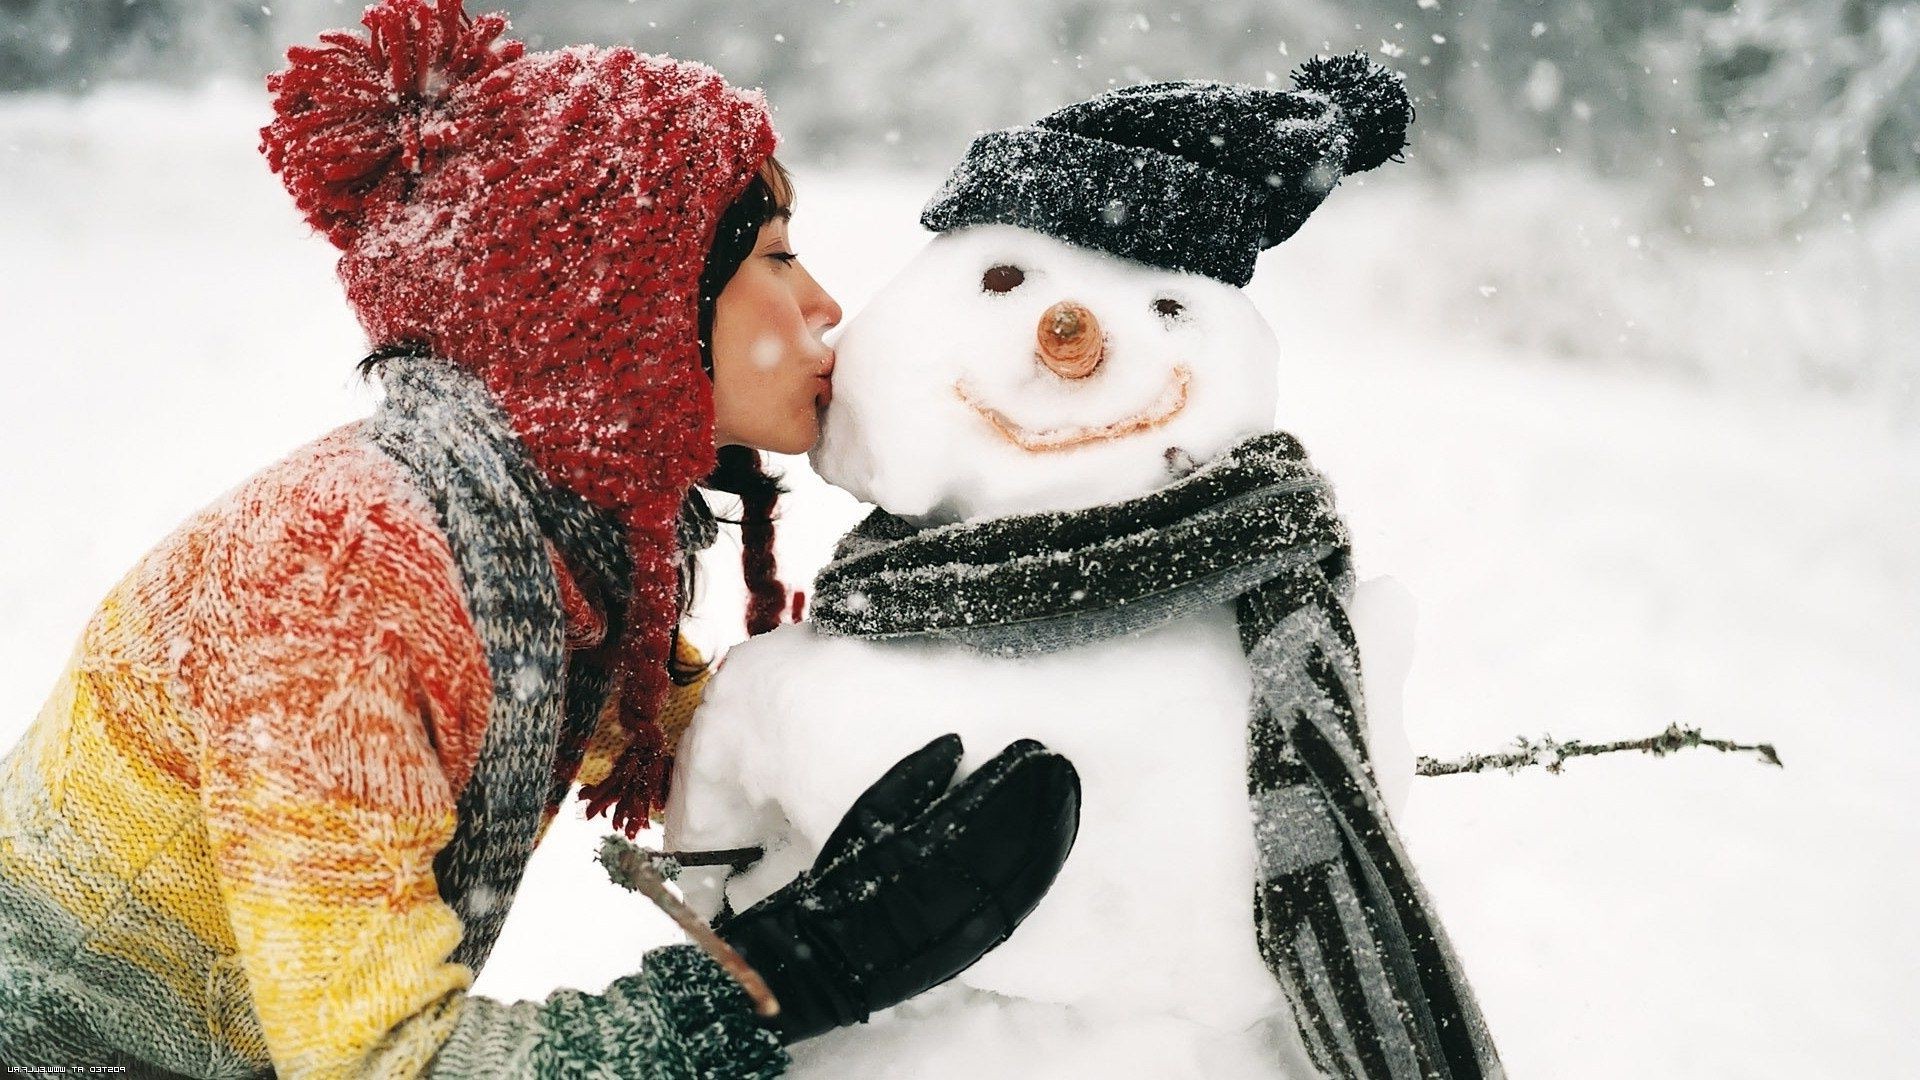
[707,445,788,637]
[666,448,788,685]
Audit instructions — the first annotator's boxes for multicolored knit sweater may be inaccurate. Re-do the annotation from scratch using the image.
[0,358,789,1079]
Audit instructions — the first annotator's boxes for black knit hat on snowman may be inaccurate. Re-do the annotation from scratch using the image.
[921,52,1414,288]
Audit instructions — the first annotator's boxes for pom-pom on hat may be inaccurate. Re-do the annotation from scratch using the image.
[921,52,1413,287]
[260,0,779,835]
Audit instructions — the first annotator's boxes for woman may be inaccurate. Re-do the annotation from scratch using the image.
[0,1,1079,1076]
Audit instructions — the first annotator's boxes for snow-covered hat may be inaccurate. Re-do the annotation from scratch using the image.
[259,0,778,834]
[921,53,1413,287]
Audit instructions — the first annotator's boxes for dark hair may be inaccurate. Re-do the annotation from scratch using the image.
[356,338,433,379]
[672,157,797,683]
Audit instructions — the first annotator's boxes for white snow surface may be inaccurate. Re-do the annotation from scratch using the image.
[3,87,1918,1078]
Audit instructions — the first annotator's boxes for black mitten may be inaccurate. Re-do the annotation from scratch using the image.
[714,734,1080,1044]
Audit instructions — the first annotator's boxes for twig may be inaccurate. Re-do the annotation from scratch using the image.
[666,845,765,870]
[1415,722,1783,777]
[596,835,780,1019]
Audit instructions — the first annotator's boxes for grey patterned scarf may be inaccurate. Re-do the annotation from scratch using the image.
[363,354,631,975]
[810,431,1503,1080]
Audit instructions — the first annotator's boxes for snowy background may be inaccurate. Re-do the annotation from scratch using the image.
[4,2,1918,1077]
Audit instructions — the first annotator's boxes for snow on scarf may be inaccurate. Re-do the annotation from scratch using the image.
[810,430,1504,1080]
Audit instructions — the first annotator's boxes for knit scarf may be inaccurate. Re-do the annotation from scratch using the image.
[364,354,632,974]
[810,431,1504,1080]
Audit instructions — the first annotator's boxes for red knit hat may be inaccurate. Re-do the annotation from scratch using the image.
[259,0,778,836]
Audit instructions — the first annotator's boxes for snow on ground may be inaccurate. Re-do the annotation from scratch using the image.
[2,86,1916,1078]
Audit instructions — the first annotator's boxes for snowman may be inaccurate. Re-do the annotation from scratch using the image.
[668,55,1503,1080]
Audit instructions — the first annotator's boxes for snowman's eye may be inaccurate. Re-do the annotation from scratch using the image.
[1153,297,1186,320]
[982,265,1026,294]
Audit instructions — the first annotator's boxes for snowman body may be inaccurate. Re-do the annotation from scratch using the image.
[672,603,1273,1001]
[667,224,1409,1077]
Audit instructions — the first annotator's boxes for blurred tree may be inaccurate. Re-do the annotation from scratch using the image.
[0,0,266,93]
[5,0,1914,234]
[1647,0,1920,236]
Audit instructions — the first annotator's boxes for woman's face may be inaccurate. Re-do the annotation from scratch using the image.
[711,212,843,455]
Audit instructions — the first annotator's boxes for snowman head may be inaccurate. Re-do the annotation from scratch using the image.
[813,55,1413,523]
[813,225,1279,521]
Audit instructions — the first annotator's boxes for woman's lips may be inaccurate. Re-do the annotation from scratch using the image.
[815,353,836,407]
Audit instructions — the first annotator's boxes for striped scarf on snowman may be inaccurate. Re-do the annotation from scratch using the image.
[809,430,1504,1080]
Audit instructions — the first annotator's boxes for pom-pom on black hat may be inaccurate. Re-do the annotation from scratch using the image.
[921,52,1413,287]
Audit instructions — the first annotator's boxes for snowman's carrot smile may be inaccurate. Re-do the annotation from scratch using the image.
[952,364,1192,453]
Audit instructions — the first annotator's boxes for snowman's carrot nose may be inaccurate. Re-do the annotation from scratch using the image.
[1037,300,1104,379]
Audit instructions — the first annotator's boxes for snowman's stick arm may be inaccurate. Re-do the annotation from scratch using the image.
[663,845,766,869]
[596,835,781,1018]
[1414,722,1782,777]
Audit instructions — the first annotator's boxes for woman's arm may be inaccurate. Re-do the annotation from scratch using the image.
[428,946,782,1077]
[192,460,785,1079]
